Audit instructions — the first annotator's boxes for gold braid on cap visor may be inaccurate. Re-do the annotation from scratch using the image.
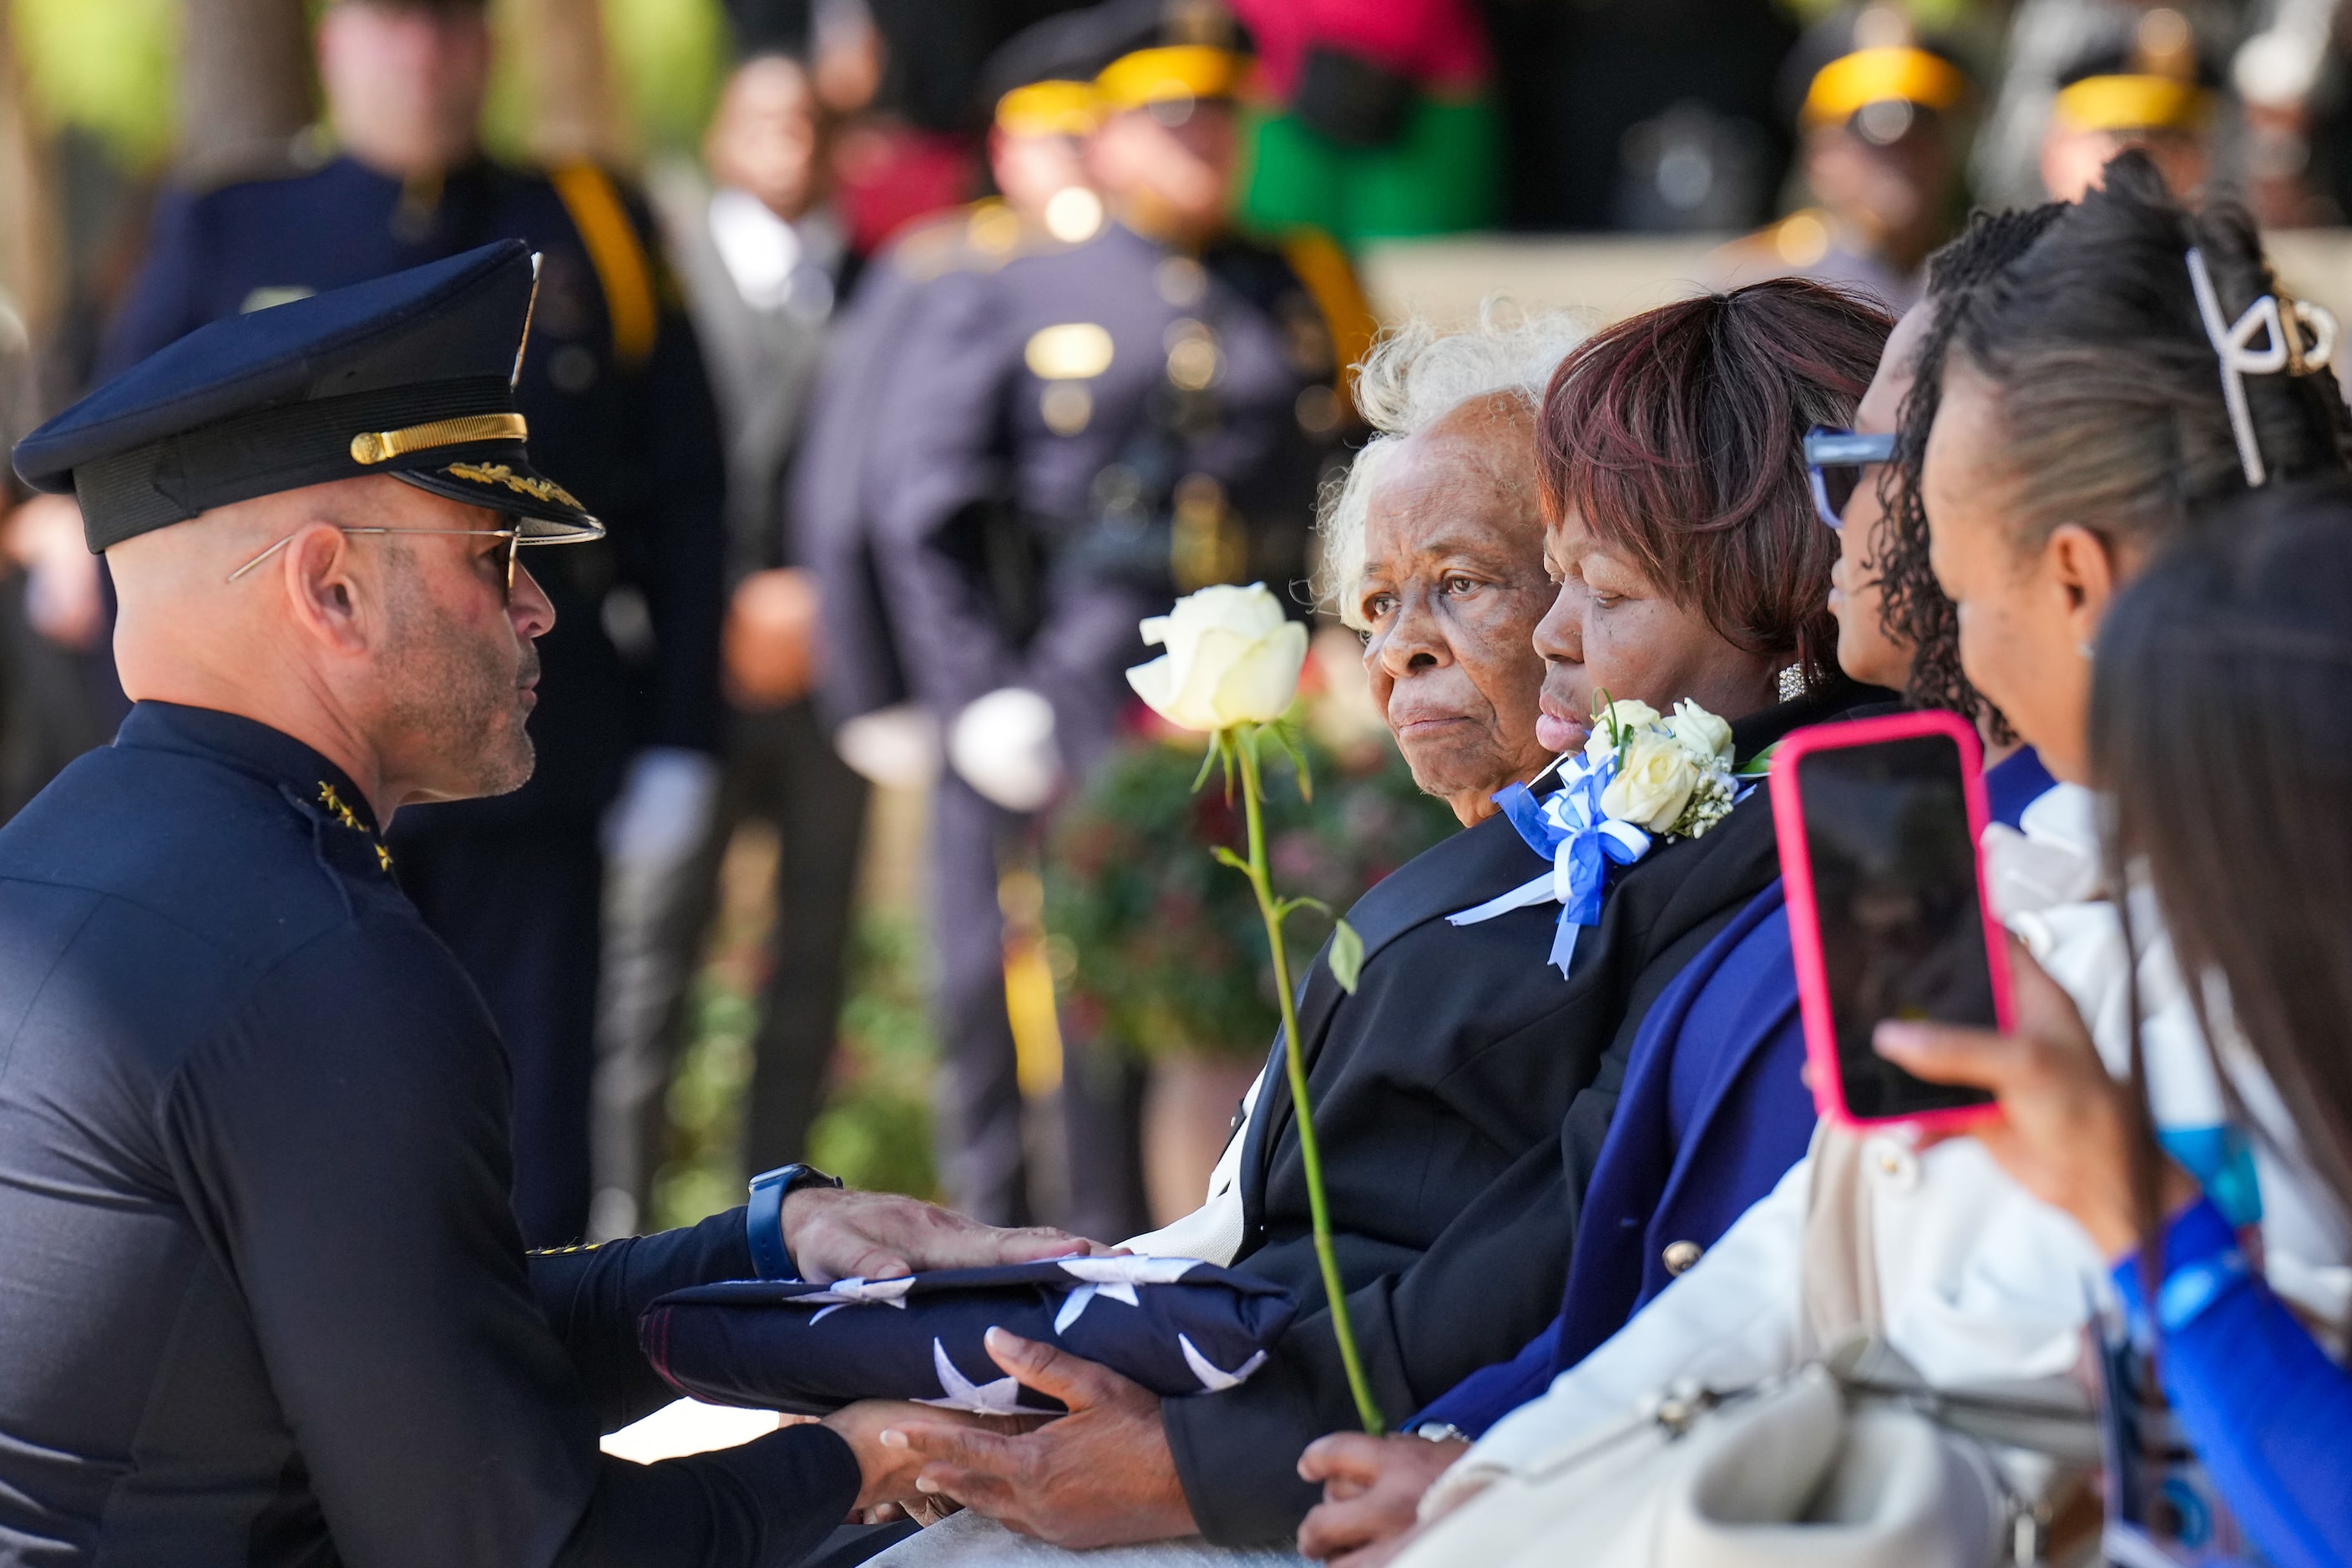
[2052,73,2211,134]
[350,412,529,466]
[1803,47,1967,124]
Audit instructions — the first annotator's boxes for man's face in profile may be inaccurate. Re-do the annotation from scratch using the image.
[367,488,549,803]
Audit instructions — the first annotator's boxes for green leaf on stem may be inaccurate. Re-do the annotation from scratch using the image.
[1328,918,1364,994]
[1270,718,1313,803]
[1190,736,1220,794]
[1211,845,1252,875]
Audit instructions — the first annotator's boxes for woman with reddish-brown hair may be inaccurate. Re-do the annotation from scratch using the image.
[858,282,1895,1560]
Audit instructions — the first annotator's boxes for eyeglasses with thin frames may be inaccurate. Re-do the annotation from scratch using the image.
[227,526,523,601]
[1803,427,1898,532]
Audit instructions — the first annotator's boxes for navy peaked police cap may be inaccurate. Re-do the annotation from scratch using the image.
[14,240,602,552]
[640,1256,1297,1417]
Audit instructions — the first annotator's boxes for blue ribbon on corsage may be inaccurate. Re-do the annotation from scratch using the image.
[1445,751,1651,977]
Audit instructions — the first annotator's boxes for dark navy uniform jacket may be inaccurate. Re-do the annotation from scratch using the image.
[100,154,726,823]
[1410,745,2060,1438]
[0,703,857,1566]
[872,218,1333,766]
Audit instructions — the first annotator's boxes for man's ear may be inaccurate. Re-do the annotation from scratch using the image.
[2043,523,2122,649]
[281,524,375,656]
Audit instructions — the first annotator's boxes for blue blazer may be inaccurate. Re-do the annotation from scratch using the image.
[1413,745,2056,1436]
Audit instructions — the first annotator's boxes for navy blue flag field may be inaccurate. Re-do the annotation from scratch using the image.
[640,1256,1297,1416]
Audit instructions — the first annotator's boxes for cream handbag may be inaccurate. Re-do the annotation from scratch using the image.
[1389,1128,2102,1568]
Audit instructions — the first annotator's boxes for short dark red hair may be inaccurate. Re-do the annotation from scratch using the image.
[1538,278,1891,684]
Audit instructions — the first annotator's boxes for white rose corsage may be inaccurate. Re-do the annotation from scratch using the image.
[1446,694,1767,976]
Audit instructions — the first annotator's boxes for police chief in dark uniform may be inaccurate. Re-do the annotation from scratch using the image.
[0,241,1096,1567]
[867,6,1356,1236]
[98,0,726,1247]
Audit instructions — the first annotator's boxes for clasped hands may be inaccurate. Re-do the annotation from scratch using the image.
[780,1188,1197,1540]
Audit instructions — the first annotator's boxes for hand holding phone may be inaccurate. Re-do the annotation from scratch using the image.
[1772,711,2008,1131]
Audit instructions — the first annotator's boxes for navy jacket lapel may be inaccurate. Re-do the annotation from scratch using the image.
[1238,807,1550,1227]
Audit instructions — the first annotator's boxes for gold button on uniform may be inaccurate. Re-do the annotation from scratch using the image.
[1662,1240,1704,1276]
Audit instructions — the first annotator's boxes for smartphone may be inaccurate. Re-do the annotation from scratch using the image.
[1773,711,2008,1130]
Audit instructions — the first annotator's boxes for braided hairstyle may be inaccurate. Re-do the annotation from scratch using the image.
[1876,203,2066,737]
[1945,152,2352,560]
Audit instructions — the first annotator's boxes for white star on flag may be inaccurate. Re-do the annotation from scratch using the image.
[1050,1255,1203,1333]
[917,1336,1042,1415]
[1179,1333,1266,1393]
[802,1275,915,1323]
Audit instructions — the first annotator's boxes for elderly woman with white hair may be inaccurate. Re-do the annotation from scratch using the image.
[866,284,1894,1565]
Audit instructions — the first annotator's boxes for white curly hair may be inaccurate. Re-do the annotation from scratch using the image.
[1315,301,1588,630]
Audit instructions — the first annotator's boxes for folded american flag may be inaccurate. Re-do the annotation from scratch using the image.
[640,1256,1297,1416]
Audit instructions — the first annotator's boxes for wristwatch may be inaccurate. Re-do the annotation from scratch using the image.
[746,1163,842,1280]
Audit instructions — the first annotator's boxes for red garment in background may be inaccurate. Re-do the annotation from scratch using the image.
[832,123,980,256]
[1227,0,1490,97]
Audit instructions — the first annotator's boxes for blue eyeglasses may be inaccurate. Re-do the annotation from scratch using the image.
[1804,427,1898,531]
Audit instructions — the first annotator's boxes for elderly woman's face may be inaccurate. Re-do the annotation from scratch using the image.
[1357,396,1557,826]
[1533,509,1783,755]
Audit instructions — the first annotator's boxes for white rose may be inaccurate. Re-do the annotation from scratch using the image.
[1125,583,1310,733]
[1581,697,1663,763]
[1667,700,1734,767]
[1600,731,1699,832]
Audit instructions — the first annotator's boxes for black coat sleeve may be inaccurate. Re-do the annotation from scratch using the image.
[160,914,856,1568]
[529,1206,757,1433]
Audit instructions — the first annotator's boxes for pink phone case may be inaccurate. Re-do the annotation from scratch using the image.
[1771,710,2011,1134]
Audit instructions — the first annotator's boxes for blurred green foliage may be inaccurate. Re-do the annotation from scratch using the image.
[16,0,727,172]
[652,908,938,1232]
[1048,719,1458,1062]
[14,0,180,169]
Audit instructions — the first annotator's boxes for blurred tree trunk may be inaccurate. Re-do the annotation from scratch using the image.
[0,0,64,342]
[502,0,633,168]
[178,0,315,186]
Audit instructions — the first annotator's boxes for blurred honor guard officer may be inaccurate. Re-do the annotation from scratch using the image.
[797,63,1110,780]
[0,242,953,1567]
[592,52,866,1239]
[1712,7,1970,314]
[100,0,728,1245]
[2038,10,2220,200]
[868,2,1359,1234]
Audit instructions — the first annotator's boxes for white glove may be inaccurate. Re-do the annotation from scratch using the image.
[834,703,943,791]
[602,746,723,873]
[948,687,1064,812]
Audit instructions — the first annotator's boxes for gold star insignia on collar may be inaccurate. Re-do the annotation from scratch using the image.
[317,781,394,873]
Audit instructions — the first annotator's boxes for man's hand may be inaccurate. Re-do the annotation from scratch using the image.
[1296,1433,1467,1563]
[880,1328,1199,1547]
[781,1187,1110,1284]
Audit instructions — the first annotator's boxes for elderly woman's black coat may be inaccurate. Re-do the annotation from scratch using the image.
[1161,678,1884,1543]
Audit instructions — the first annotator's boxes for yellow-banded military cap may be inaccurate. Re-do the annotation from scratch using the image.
[13,240,602,553]
[979,0,1245,124]
[1802,45,1968,124]
[2051,11,2216,134]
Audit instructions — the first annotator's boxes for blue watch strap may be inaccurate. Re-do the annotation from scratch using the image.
[746,1164,838,1280]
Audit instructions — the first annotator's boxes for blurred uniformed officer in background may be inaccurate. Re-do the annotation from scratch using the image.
[865,0,1363,1237]
[797,56,1111,790]
[100,0,728,1248]
[1712,6,1970,313]
[2038,9,2220,200]
[589,50,867,1240]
